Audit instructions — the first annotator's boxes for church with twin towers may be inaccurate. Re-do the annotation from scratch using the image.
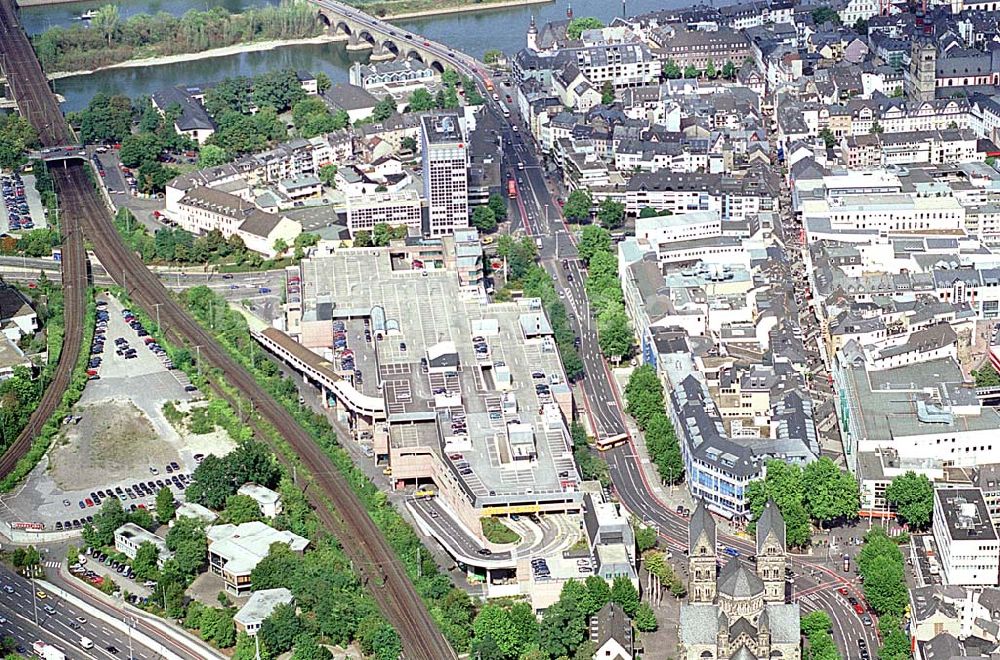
[679,500,802,660]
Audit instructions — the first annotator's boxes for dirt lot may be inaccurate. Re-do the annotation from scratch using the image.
[48,399,180,491]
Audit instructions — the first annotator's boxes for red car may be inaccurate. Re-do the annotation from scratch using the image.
[86,369,98,376]
[84,498,94,507]
[838,587,849,596]
[853,603,865,615]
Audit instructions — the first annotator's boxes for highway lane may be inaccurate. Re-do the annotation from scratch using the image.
[0,565,157,659]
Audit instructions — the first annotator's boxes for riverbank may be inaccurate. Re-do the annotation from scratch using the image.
[46,34,343,79]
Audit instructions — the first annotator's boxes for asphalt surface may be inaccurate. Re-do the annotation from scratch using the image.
[0,564,158,660]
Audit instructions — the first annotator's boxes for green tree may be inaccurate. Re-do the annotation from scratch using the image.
[119,132,163,168]
[291,633,331,660]
[0,115,39,169]
[233,631,269,659]
[886,471,934,529]
[705,58,718,79]
[863,553,909,616]
[625,365,664,429]
[487,193,508,221]
[609,576,639,617]
[566,16,604,39]
[356,615,402,660]
[722,60,738,79]
[819,128,837,149]
[252,69,306,112]
[372,96,397,122]
[318,164,337,188]
[973,363,1000,387]
[870,120,884,135]
[353,230,372,247]
[878,616,912,660]
[597,307,633,360]
[584,575,612,613]
[471,206,497,232]
[633,602,658,632]
[562,189,592,223]
[597,198,625,230]
[600,81,615,105]
[84,497,127,547]
[198,144,230,168]
[577,224,611,265]
[91,4,121,47]
[223,494,263,524]
[802,457,859,528]
[484,49,503,65]
[164,516,208,578]
[638,207,661,218]
[372,223,394,247]
[260,603,302,655]
[132,541,160,581]
[407,88,436,112]
[635,523,658,553]
[854,17,869,34]
[683,64,699,79]
[315,72,332,93]
[155,486,176,523]
[811,6,841,24]
[401,136,417,153]
[473,604,522,659]
[800,611,832,637]
[663,59,682,79]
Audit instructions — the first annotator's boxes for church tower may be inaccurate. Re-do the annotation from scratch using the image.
[527,14,538,52]
[906,39,936,102]
[755,500,787,603]
[688,500,718,603]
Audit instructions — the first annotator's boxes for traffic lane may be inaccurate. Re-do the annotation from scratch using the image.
[409,499,513,565]
[0,571,141,658]
[606,448,880,652]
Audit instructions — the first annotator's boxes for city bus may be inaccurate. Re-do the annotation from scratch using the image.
[595,433,628,451]
[507,179,517,198]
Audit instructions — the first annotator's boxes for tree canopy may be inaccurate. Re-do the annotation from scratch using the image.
[562,189,593,223]
[566,17,604,40]
[886,471,934,529]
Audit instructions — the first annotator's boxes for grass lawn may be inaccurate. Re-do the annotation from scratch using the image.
[481,517,521,545]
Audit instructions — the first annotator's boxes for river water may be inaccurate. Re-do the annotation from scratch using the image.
[29,0,683,111]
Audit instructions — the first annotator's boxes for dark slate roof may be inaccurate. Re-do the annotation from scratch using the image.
[756,499,786,555]
[688,499,717,554]
[718,559,764,599]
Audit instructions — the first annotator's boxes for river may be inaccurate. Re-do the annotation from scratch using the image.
[32,0,688,111]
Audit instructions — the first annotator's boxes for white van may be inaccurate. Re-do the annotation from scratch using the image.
[79,637,94,649]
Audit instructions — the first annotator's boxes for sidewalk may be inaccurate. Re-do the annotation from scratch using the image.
[50,565,224,659]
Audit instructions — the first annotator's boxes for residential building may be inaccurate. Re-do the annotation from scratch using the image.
[589,602,634,660]
[114,523,172,567]
[175,186,302,258]
[421,114,470,237]
[346,190,423,237]
[151,86,216,145]
[0,286,38,342]
[207,521,309,594]
[932,488,1000,586]
[236,483,283,518]
[234,588,294,636]
[652,26,751,71]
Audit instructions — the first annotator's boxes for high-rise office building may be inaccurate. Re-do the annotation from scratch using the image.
[421,114,469,237]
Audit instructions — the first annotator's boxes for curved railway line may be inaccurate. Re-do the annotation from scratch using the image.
[0,2,455,657]
[0,0,87,479]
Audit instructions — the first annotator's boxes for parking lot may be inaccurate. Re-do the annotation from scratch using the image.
[0,172,46,234]
[0,294,235,531]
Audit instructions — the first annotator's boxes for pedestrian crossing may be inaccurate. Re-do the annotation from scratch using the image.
[42,561,60,569]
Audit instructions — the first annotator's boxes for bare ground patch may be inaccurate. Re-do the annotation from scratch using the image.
[48,398,182,491]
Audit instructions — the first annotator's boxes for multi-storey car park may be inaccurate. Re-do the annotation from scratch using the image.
[256,231,605,593]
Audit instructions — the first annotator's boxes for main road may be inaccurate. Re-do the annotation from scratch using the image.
[303,1,875,653]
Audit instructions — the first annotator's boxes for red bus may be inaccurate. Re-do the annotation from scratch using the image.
[507,179,517,198]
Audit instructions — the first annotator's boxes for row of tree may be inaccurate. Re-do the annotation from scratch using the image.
[624,365,684,485]
[746,458,860,547]
[579,225,633,360]
[663,58,740,81]
[561,189,625,230]
[858,528,912,660]
[495,235,585,381]
[469,576,650,660]
[33,2,323,72]
[0,115,39,170]
[471,194,508,233]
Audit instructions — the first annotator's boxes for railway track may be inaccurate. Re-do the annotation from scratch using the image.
[0,0,87,479]
[0,2,455,656]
